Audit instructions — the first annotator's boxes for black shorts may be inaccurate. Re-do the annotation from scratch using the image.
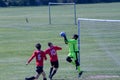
[51,60,59,68]
[36,66,43,74]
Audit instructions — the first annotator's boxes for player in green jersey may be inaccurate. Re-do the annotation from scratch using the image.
[61,34,83,77]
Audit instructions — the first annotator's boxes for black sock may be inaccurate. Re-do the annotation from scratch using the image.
[49,67,53,76]
[51,70,57,78]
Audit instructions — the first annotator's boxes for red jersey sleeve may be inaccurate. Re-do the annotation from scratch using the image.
[44,49,49,54]
[54,46,62,50]
[27,51,36,64]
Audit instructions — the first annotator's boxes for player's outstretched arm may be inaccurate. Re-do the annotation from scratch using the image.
[60,32,68,44]
[63,35,68,44]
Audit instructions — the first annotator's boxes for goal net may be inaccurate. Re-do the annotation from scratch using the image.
[78,18,120,72]
[48,2,76,25]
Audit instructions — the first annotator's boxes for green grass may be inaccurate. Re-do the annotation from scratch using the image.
[0,2,120,80]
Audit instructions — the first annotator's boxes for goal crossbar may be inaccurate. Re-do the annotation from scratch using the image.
[48,2,77,25]
[78,18,120,22]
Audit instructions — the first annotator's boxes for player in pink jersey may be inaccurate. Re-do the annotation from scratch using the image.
[25,43,47,80]
[45,42,62,80]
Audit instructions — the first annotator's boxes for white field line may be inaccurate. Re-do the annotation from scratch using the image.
[86,75,120,79]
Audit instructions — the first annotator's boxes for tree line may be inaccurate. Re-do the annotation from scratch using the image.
[0,0,120,7]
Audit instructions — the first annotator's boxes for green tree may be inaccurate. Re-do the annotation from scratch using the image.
[0,0,8,7]
[1,0,120,7]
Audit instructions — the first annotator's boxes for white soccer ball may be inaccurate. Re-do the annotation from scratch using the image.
[60,32,66,37]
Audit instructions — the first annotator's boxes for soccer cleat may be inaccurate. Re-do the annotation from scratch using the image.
[78,71,83,78]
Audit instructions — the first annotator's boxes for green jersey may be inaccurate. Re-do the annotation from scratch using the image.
[67,39,78,59]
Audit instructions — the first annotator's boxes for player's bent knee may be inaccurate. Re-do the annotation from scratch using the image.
[66,57,72,63]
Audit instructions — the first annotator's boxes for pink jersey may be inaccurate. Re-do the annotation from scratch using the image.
[27,50,47,66]
[45,46,62,62]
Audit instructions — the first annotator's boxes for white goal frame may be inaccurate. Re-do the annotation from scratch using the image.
[48,2,77,25]
[77,18,120,64]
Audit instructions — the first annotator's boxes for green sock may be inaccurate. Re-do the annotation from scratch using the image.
[70,60,81,73]
[77,66,81,73]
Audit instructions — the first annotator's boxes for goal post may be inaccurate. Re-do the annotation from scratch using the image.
[77,18,120,66]
[48,2,77,25]
[78,18,120,22]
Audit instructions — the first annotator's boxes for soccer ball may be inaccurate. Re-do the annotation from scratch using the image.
[60,32,66,37]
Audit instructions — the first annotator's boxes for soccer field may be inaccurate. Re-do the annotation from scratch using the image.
[0,2,120,80]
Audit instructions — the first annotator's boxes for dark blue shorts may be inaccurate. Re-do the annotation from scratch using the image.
[51,60,59,68]
[36,66,43,74]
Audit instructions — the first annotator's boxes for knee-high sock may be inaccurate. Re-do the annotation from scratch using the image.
[71,60,81,72]
[77,66,81,73]
[49,67,53,76]
[51,69,57,78]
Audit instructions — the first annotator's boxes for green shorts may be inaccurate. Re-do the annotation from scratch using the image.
[68,52,77,60]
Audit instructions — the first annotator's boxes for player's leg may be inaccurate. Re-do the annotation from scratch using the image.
[34,73,40,80]
[25,66,40,80]
[49,68,58,80]
[66,56,79,71]
[66,53,83,78]
[41,71,47,80]
[66,55,76,66]
[49,61,54,79]
[35,66,47,80]
[49,61,59,80]
[49,67,53,77]
[75,60,81,73]
[74,57,83,78]
[49,66,53,78]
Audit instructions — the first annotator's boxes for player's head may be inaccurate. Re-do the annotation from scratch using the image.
[72,34,78,40]
[48,42,53,47]
[35,43,41,50]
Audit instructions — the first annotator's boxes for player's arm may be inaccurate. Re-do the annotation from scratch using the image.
[60,32,68,44]
[63,35,68,44]
[44,52,47,60]
[44,50,48,60]
[26,52,35,65]
[55,46,62,50]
